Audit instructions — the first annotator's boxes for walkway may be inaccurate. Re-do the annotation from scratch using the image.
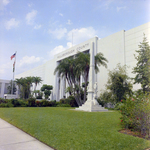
[0,118,54,150]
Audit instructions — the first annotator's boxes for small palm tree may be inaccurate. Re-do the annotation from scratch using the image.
[33,76,42,96]
[25,76,34,98]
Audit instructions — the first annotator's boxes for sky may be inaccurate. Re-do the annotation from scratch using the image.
[0,0,150,80]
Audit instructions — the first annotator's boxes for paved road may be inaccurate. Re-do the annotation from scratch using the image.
[0,118,54,150]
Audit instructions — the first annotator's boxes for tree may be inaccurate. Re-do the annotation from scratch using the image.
[7,80,17,94]
[133,35,150,93]
[41,84,53,99]
[54,52,108,106]
[33,76,42,91]
[77,52,108,102]
[106,64,132,103]
[15,76,41,99]
[25,76,34,98]
[33,76,42,97]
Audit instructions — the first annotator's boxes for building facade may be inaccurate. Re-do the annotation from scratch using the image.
[0,79,10,98]
[15,22,150,101]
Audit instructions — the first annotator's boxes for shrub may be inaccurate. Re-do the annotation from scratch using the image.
[97,91,115,106]
[41,100,49,107]
[18,99,28,107]
[119,92,150,138]
[67,96,78,107]
[36,101,42,107]
[49,100,57,107]
[28,98,36,107]
[59,96,78,107]
[59,98,66,104]
[57,104,71,107]
[10,99,20,107]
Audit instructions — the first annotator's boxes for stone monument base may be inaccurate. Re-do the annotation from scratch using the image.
[75,100,108,112]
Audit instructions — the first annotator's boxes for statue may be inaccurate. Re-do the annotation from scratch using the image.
[93,82,98,105]
[93,82,98,99]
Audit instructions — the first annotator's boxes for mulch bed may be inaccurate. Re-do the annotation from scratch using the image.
[119,129,150,140]
[119,129,150,149]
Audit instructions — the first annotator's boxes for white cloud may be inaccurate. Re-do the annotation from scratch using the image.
[26,10,37,25]
[117,6,126,12]
[0,62,11,75]
[105,0,114,9]
[5,18,19,30]
[67,19,72,25]
[96,0,114,10]
[0,0,10,10]
[34,24,41,29]
[28,3,33,7]
[49,28,67,39]
[59,13,63,16]
[67,27,97,45]
[48,42,72,59]
[18,56,42,67]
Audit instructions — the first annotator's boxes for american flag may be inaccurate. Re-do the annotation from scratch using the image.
[11,53,16,60]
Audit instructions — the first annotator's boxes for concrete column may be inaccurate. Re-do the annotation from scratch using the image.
[94,37,98,83]
[1,82,5,98]
[55,62,60,101]
[87,42,94,101]
[60,77,63,99]
[62,77,65,98]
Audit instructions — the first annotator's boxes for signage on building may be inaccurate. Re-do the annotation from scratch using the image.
[57,43,89,59]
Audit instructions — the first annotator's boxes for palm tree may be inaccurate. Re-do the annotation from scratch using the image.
[33,76,42,96]
[54,58,73,95]
[7,80,17,94]
[77,52,108,102]
[25,76,34,98]
[54,52,108,105]
[15,78,22,97]
[16,77,27,99]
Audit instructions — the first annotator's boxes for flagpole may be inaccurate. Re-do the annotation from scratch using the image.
[11,51,17,95]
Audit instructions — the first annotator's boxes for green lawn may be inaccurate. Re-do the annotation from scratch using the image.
[0,107,149,150]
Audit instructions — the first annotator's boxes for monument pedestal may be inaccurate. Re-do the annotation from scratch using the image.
[75,100,108,112]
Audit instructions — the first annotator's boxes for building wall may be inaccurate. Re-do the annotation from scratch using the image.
[125,22,150,90]
[0,79,10,98]
[15,22,150,100]
[97,30,125,93]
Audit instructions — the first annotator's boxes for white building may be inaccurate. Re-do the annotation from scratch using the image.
[15,22,150,101]
[0,79,10,98]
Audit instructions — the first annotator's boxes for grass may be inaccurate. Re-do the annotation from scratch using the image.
[0,107,149,150]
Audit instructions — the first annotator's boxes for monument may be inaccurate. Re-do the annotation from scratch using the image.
[76,42,108,112]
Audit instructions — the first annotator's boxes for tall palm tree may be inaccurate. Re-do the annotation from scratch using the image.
[16,77,26,99]
[77,52,108,102]
[25,76,34,98]
[54,52,108,105]
[33,76,42,97]
[54,58,73,95]
[15,78,22,97]
[33,76,42,91]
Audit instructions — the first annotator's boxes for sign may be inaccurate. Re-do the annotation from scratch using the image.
[57,43,89,59]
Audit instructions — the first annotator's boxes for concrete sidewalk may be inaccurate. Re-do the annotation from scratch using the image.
[0,118,54,150]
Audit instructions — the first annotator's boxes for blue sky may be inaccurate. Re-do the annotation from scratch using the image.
[0,0,150,80]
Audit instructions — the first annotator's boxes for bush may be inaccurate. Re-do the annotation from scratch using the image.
[36,101,42,107]
[0,102,14,107]
[119,92,150,138]
[28,98,36,107]
[59,96,78,107]
[41,100,49,107]
[0,98,28,107]
[57,104,71,107]
[97,91,115,106]
[49,100,57,107]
